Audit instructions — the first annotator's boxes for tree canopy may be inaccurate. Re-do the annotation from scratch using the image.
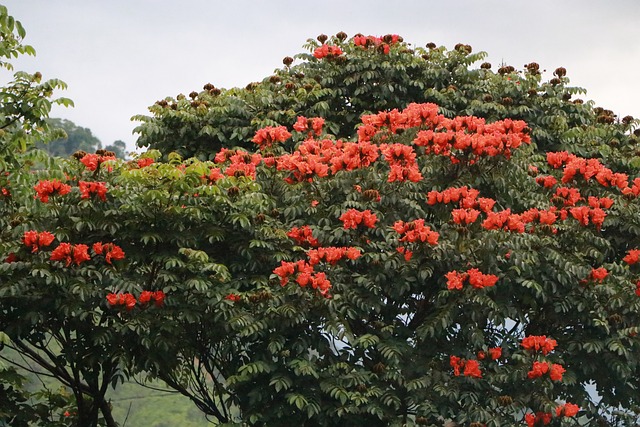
[2,25,640,427]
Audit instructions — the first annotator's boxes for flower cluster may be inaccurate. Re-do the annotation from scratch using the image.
[452,208,481,225]
[23,230,55,253]
[482,209,526,233]
[93,242,125,264]
[477,347,502,361]
[353,34,401,54]
[313,44,343,59]
[80,153,116,172]
[427,186,495,213]
[524,412,552,427]
[79,181,108,201]
[569,206,606,228]
[307,246,361,265]
[50,243,91,266]
[413,116,530,161]
[138,290,166,307]
[34,179,71,202]
[286,225,320,247]
[622,177,640,197]
[339,209,378,229]
[527,361,565,381]
[275,138,335,183]
[107,290,165,310]
[379,143,422,182]
[445,268,499,290]
[623,248,640,265]
[214,148,262,179]
[547,151,629,189]
[273,260,331,296]
[293,116,325,136]
[392,219,439,245]
[106,293,136,310]
[329,141,380,173]
[589,267,608,283]
[252,126,292,148]
[225,293,241,302]
[358,103,440,137]
[449,356,482,378]
[136,157,154,168]
[521,335,557,355]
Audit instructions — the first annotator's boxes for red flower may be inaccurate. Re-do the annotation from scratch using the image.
[92,242,125,264]
[50,243,90,266]
[521,335,557,355]
[445,271,466,290]
[287,226,320,247]
[527,361,549,379]
[225,293,241,302]
[590,267,608,283]
[78,181,108,201]
[80,153,116,171]
[623,249,640,265]
[252,126,292,148]
[488,347,502,360]
[137,158,154,168]
[463,359,482,378]
[34,179,71,203]
[339,209,378,229]
[153,290,165,306]
[549,363,566,381]
[106,292,137,310]
[452,208,481,225]
[313,44,343,59]
[138,290,153,304]
[23,230,55,253]
[556,403,579,417]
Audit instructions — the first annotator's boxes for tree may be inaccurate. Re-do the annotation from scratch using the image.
[4,31,640,427]
[35,118,102,158]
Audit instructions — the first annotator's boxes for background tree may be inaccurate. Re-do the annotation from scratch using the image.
[35,118,101,157]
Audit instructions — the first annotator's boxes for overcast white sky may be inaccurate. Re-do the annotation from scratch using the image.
[2,0,640,152]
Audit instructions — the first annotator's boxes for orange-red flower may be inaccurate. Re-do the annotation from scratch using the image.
[23,230,55,253]
[340,209,378,229]
[34,179,71,203]
[623,249,640,265]
[106,292,136,310]
[79,181,108,201]
[521,335,557,355]
[50,243,90,266]
[92,242,125,264]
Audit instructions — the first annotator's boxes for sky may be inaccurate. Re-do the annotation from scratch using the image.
[2,0,640,153]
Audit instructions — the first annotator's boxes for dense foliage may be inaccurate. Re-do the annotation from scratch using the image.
[3,15,640,427]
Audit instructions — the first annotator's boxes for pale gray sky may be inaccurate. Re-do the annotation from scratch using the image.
[2,0,640,151]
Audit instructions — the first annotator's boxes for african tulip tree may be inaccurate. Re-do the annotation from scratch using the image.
[132,33,640,426]
[2,31,640,427]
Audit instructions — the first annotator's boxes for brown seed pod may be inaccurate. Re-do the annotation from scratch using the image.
[189,91,198,99]
[622,115,634,125]
[501,97,513,105]
[72,150,88,160]
[426,42,436,49]
[528,89,538,97]
[336,31,347,41]
[372,362,386,373]
[554,66,567,77]
[480,62,491,69]
[269,75,281,84]
[209,88,221,96]
[95,149,107,155]
[483,94,493,102]
[562,93,572,101]
[285,82,296,90]
[550,78,561,86]
[227,186,240,196]
[317,34,328,44]
[203,83,215,91]
[498,395,513,406]
[282,56,294,66]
